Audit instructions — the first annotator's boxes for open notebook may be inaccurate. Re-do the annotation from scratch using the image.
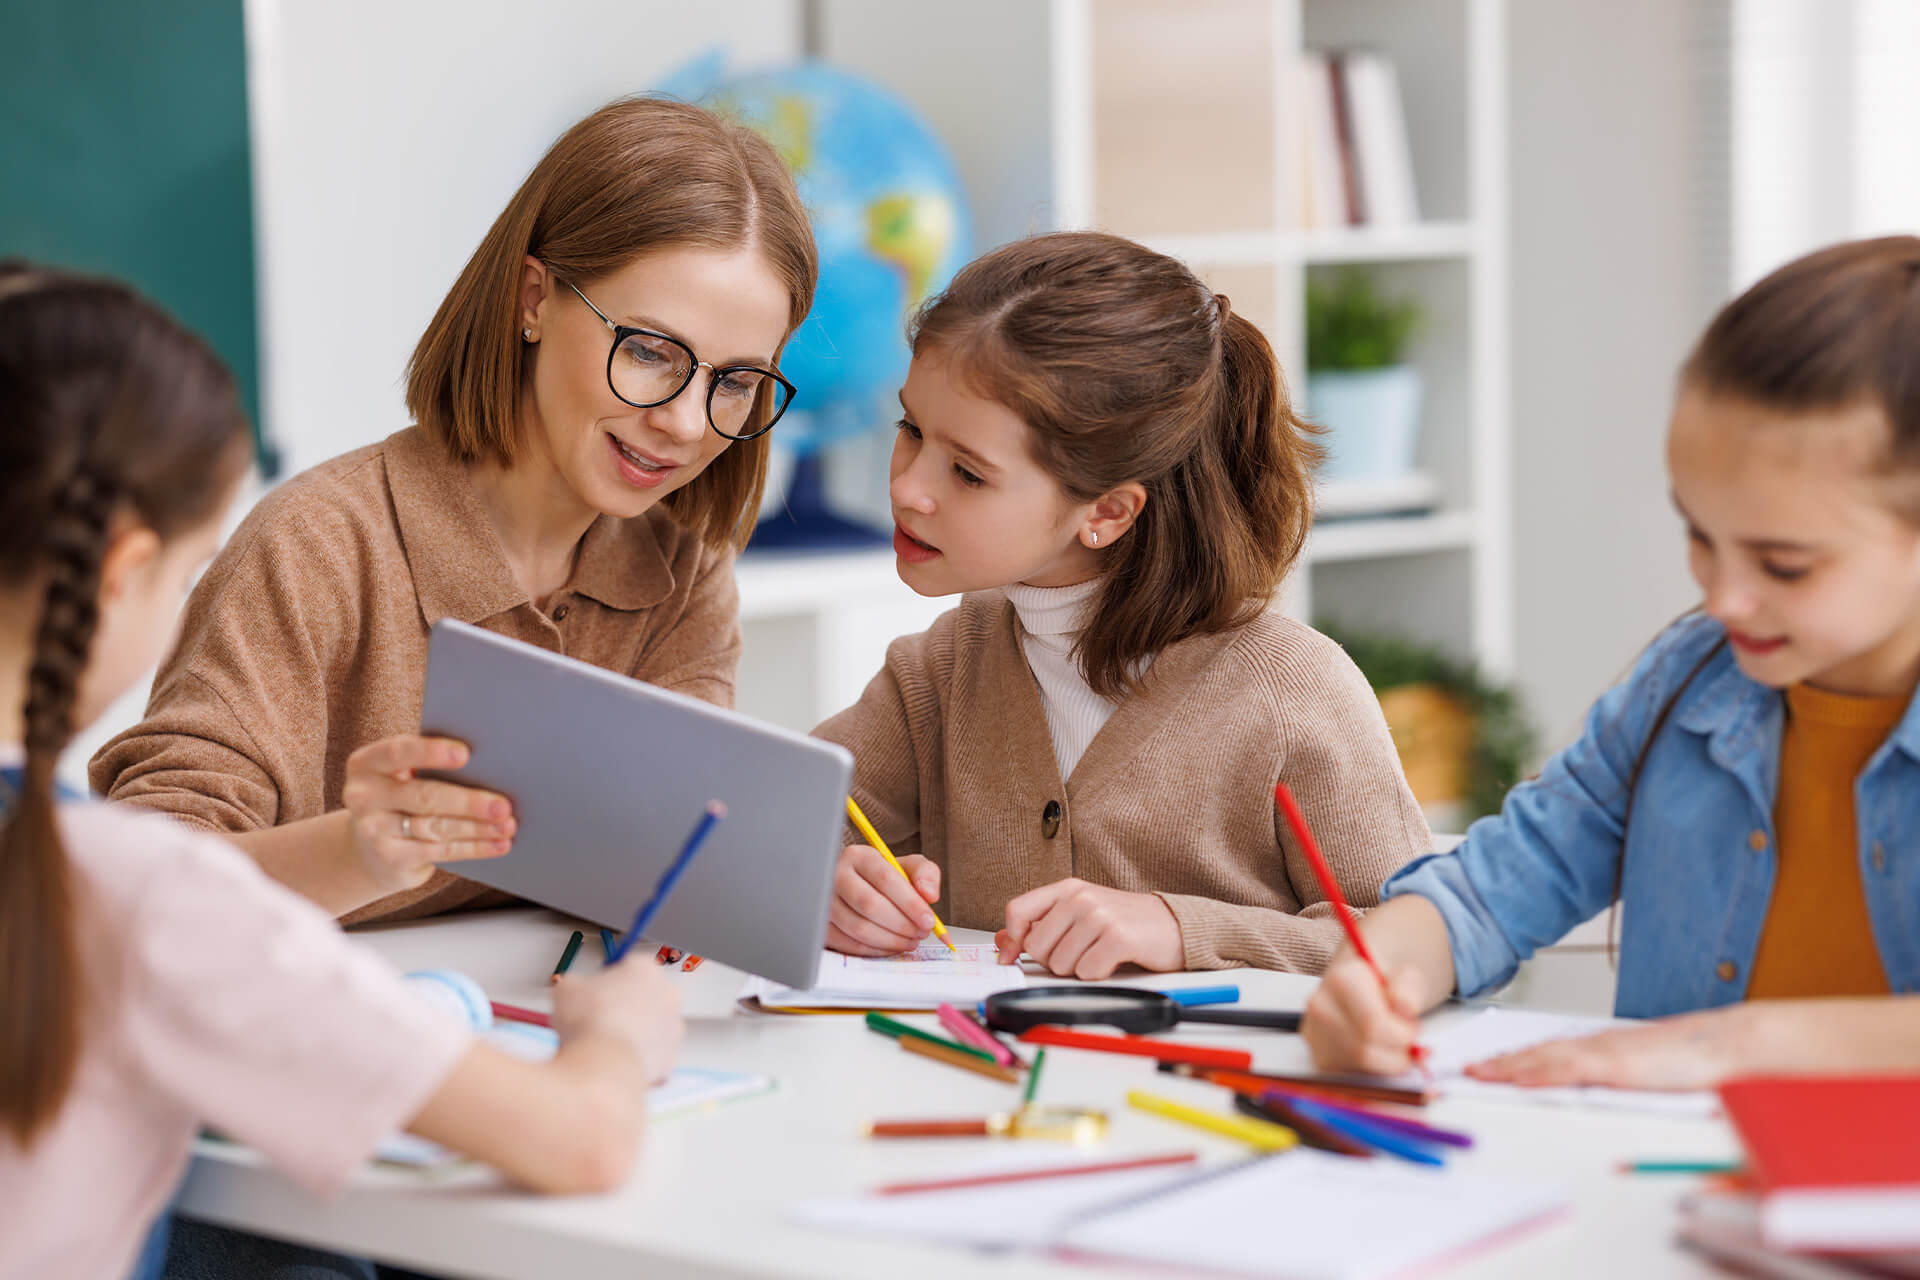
[739,943,1026,1011]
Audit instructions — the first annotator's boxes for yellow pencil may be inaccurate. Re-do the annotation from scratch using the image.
[846,795,956,953]
[1126,1090,1299,1153]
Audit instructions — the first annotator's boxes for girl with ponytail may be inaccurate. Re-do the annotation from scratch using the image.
[1305,236,1920,1089]
[0,267,684,1280]
[815,231,1429,978]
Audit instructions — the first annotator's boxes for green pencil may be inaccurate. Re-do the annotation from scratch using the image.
[1617,1160,1743,1175]
[1022,1048,1047,1107]
[551,929,584,982]
[864,1011,1000,1065]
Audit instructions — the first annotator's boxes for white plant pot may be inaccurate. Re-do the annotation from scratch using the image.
[1306,365,1423,483]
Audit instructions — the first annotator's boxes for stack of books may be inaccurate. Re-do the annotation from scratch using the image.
[1296,49,1420,230]
[1679,1076,1920,1279]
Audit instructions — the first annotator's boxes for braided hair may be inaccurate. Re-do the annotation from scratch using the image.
[0,263,251,1146]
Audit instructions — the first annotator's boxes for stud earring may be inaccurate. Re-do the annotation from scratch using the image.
[522,328,534,341]
[1088,531,1099,547]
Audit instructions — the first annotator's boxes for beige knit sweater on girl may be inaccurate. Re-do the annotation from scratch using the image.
[814,591,1432,972]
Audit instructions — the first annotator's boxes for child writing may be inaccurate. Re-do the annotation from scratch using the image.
[1305,236,1920,1089]
[0,266,683,1280]
[815,232,1431,979]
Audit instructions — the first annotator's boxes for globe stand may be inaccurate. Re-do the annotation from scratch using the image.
[751,452,891,550]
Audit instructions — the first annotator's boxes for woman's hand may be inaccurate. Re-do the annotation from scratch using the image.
[1465,1005,1756,1092]
[1302,951,1429,1076]
[827,845,941,956]
[552,956,684,1085]
[994,879,1183,979]
[340,734,516,896]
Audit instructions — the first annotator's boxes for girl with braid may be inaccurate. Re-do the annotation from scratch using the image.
[0,266,685,1280]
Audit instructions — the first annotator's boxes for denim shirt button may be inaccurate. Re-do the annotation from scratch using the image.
[1715,960,1738,982]
[1747,829,1767,852]
[1872,841,1887,873]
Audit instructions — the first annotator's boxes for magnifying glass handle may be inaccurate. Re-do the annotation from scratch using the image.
[1178,1009,1303,1031]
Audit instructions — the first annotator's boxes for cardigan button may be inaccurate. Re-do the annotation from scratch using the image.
[1715,961,1738,983]
[1747,829,1766,852]
[1040,800,1062,839]
[551,602,570,622]
[1872,842,1887,873]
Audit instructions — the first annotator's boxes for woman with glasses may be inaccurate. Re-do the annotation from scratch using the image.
[91,97,816,926]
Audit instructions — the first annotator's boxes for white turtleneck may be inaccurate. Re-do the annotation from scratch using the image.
[1004,578,1135,783]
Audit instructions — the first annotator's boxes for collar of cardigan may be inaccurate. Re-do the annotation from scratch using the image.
[384,427,676,624]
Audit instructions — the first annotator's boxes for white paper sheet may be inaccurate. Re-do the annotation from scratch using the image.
[740,943,1028,1010]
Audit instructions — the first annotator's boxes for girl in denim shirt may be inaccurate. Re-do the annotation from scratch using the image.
[1305,236,1920,1090]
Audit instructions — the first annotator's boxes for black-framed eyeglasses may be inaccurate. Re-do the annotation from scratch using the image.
[562,279,796,441]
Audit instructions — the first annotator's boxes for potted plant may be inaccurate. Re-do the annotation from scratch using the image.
[1318,621,1535,832]
[1305,267,1423,484]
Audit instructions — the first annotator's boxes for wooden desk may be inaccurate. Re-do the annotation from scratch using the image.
[176,910,1735,1279]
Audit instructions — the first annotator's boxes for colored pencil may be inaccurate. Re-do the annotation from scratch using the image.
[1127,1090,1298,1153]
[489,1000,551,1029]
[845,795,955,953]
[1020,1025,1252,1070]
[1288,1093,1472,1148]
[899,1033,1021,1083]
[656,945,683,966]
[609,800,725,963]
[1288,1097,1444,1166]
[1166,985,1240,1007]
[599,928,617,963]
[864,1011,1001,1065]
[1274,781,1432,1074]
[1021,1047,1047,1108]
[1617,1160,1744,1175]
[1234,1094,1374,1158]
[877,1151,1198,1196]
[1161,1062,1435,1107]
[550,929,583,983]
[938,1002,1018,1068]
[681,954,704,972]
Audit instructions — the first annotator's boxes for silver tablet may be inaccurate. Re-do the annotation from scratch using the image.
[419,619,849,988]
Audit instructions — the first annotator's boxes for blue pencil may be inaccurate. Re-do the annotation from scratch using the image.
[600,928,618,963]
[607,801,725,964]
[1289,1097,1446,1167]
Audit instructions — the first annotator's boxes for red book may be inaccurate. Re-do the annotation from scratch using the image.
[1720,1075,1920,1252]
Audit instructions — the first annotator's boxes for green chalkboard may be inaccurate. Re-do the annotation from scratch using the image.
[0,0,275,472]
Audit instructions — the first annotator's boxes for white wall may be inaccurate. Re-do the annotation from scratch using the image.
[1505,0,1719,752]
[244,0,802,478]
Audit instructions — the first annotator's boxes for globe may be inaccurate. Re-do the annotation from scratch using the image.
[656,54,974,546]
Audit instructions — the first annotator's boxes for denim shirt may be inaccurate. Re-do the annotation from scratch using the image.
[1383,614,1920,1017]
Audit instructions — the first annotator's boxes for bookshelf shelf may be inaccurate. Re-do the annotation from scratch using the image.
[1296,219,1477,264]
[1308,510,1477,563]
[1142,221,1476,269]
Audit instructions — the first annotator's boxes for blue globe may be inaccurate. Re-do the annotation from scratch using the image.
[659,55,974,459]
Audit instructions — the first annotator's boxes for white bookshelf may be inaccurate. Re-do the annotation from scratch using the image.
[735,0,1511,732]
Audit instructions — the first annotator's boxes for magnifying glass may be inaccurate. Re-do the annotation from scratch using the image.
[983,986,1303,1035]
[866,1106,1109,1143]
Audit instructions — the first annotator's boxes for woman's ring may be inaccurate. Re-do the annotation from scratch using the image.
[400,813,414,840]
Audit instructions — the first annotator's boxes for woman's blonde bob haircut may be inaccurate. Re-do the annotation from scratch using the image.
[406,96,817,551]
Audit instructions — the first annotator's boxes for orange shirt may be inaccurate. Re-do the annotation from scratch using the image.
[1746,683,1903,999]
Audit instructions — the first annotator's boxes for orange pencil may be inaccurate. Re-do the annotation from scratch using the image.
[1273,781,1432,1075]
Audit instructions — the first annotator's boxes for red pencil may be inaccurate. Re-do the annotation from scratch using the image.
[876,1150,1199,1196]
[1273,781,1432,1074]
[490,1000,552,1029]
[1017,1025,1253,1070]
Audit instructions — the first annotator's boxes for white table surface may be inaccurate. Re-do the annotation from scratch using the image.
[175,910,1739,1280]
